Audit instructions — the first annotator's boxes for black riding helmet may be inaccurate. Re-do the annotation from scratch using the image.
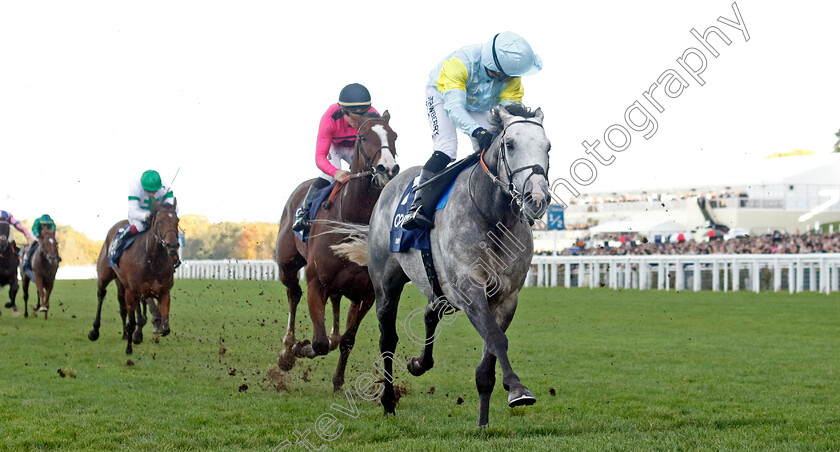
[338,83,371,114]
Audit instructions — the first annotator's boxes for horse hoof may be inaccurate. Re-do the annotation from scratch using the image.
[507,386,537,407]
[3,302,12,308]
[332,376,345,392]
[311,340,330,356]
[39,306,48,312]
[277,352,296,371]
[407,357,428,376]
[88,330,100,341]
[160,328,170,337]
[13,311,21,318]
[291,340,310,358]
[132,332,143,345]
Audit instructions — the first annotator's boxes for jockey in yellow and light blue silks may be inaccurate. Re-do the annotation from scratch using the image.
[402,31,543,230]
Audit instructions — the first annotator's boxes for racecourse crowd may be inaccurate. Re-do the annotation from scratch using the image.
[567,189,748,206]
[558,232,840,256]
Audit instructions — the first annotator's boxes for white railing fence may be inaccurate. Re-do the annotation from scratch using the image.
[175,259,280,281]
[525,253,840,294]
[62,255,839,294]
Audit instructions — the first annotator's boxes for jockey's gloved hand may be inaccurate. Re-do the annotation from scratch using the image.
[472,127,493,152]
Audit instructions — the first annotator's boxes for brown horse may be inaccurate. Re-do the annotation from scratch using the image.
[275,111,399,391]
[0,222,20,317]
[18,228,60,318]
[88,200,180,354]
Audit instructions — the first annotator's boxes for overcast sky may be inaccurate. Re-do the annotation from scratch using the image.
[2,1,838,240]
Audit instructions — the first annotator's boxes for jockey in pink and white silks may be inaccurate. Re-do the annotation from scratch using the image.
[108,170,179,268]
[0,210,34,252]
[292,83,380,232]
[401,31,543,230]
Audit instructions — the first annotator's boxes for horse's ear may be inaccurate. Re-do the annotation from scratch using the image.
[382,110,390,122]
[534,107,544,123]
[498,105,513,123]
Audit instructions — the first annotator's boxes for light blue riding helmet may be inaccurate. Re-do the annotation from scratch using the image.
[481,31,543,77]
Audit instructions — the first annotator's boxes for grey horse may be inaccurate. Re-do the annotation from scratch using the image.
[333,104,551,426]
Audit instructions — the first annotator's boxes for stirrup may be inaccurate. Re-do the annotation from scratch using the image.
[291,208,310,232]
[402,204,434,230]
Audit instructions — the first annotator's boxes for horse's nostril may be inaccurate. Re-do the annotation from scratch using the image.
[376,164,386,173]
[392,164,400,175]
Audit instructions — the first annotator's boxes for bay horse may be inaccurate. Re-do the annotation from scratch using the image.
[18,228,61,318]
[275,110,399,391]
[0,222,20,317]
[333,104,551,426]
[88,200,180,354]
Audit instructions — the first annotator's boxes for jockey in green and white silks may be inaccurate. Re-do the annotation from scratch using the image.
[402,31,543,230]
[109,169,178,267]
[127,170,175,233]
[22,214,58,273]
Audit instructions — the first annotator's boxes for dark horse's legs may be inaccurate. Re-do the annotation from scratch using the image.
[117,282,129,340]
[332,293,375,392]
[293,279,329,358]
[124,290,139,355]
[328,294,342,351]
[89,272,115,341]
[21,274,30,318]
[277,259,304,371]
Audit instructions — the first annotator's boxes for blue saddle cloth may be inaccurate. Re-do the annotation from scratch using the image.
[293,182,337,243]
[390,162,476,253]
[107,227,137,268]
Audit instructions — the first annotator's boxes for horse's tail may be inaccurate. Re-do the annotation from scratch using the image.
[315,220,370,266]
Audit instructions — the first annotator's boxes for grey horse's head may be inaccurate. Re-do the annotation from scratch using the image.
[487,104,551,223]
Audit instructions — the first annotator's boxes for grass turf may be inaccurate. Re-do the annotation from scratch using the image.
[0,280,838,451]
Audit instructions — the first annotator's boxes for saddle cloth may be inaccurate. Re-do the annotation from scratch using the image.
[293,182,336,243]
[107,227,137,268]
[390,159,477,253]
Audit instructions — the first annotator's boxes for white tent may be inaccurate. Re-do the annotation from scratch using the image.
[589,220,685,237]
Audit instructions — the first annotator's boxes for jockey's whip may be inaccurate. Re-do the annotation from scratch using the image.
[167,167,181,191]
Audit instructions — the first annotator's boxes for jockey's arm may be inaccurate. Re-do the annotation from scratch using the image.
[9,214,34,244]
[437,57,482,136]
[127,194,149,231]
[315,110,340,177]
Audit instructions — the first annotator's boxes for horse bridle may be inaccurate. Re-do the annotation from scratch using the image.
[148,210,180,256]
[349,117,395,185]
[477,118,548,213]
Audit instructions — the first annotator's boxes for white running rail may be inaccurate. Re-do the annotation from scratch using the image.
[525,253,840,294]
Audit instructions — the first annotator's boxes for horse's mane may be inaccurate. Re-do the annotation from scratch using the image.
[151,202,176,214]
[487,103,538,137]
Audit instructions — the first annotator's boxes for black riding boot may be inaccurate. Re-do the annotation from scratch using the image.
[401,169,438,230]
[22,242,37,272]
[292,179,330,232]
[108,226,133,267]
